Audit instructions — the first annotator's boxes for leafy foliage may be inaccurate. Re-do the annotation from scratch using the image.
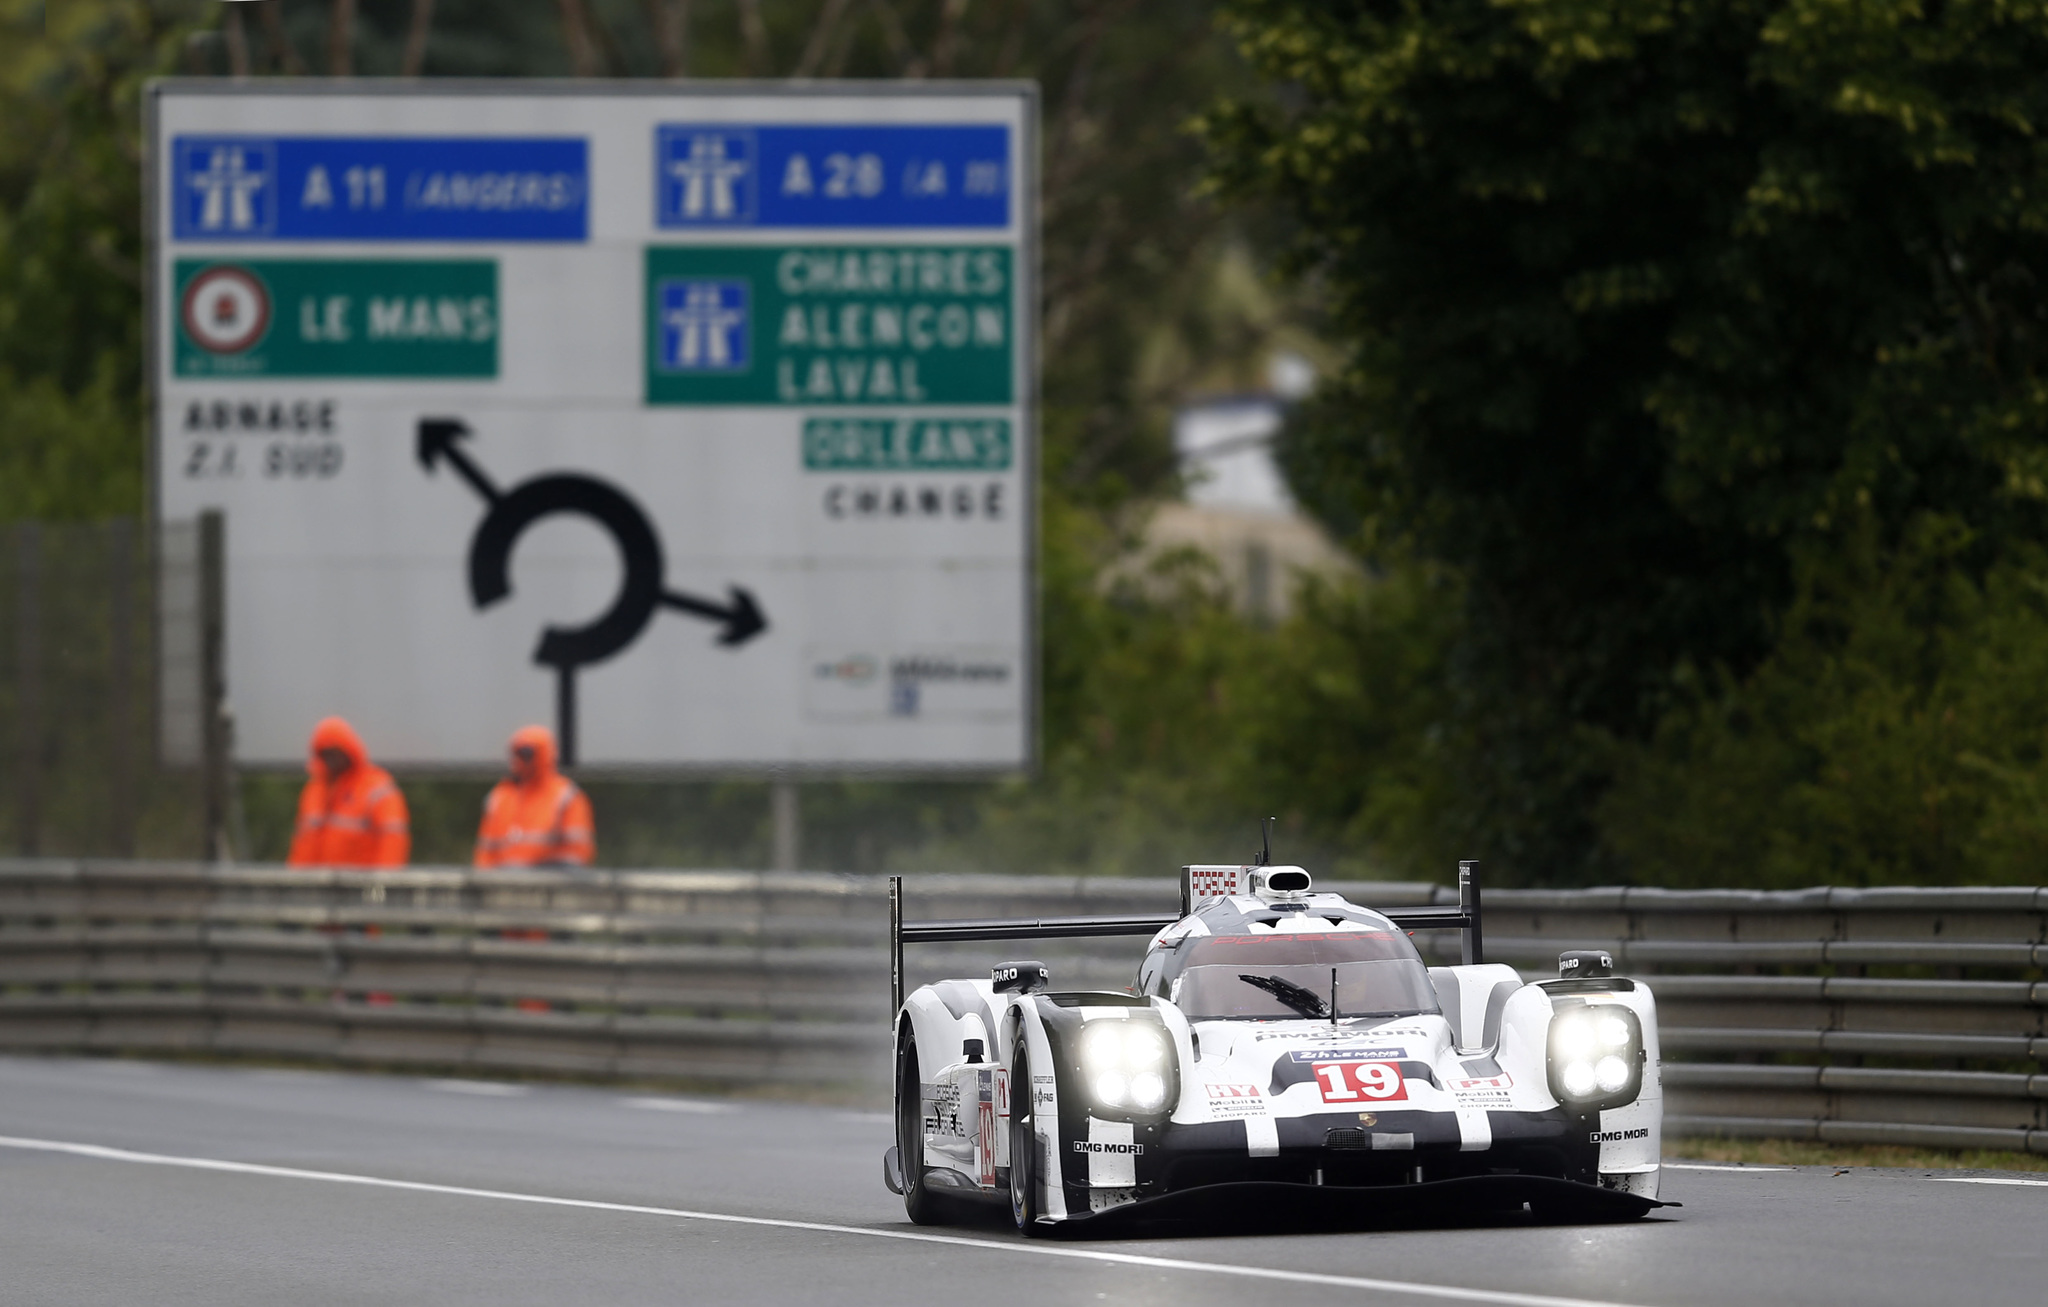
[0,1,187,518]
[899,512,1465,879]
[1205,0,2048,881]
[1602,515,2048,887]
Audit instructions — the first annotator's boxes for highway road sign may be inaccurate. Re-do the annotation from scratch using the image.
[149,82,1035,773]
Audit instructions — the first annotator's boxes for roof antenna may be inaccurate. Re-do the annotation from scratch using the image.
[1255,816,1274,867]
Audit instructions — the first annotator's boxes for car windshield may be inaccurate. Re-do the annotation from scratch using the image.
[1168,932,1439,1021]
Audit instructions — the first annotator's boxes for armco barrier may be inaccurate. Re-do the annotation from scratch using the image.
[0,861,1388,1090]
[0,862,2042,1150]
[1469,886,2048,1152]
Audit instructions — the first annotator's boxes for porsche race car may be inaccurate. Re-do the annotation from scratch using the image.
[882,861,1668,1233]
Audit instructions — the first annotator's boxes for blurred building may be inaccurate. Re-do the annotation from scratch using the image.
[1138,353,1359,623]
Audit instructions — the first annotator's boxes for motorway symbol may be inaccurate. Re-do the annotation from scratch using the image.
[418,417,767,764]
[657,278,751,372]
[656,128,757,224]
[179,139,277,236]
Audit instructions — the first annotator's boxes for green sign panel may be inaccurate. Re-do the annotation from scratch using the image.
[645,246,1012,406]
[803,418,1011,471]
[173,259,498,379]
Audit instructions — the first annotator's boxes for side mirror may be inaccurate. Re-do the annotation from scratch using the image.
[1558,949,1615,979]
[992,960,1051,994]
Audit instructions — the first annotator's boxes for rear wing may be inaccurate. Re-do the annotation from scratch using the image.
[888,861,1484,1016]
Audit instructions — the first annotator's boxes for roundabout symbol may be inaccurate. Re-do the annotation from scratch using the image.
[418,417,767,764]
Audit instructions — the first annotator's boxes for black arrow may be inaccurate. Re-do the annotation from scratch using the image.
[661,585,768,647]
[416,416,771,765]
[417,417,500,505]
[470,473,667,668]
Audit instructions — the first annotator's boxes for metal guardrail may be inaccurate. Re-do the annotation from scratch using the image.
[0,861,2043,1152]
[1458,886,2048,1153]
[0,861,1354,1088]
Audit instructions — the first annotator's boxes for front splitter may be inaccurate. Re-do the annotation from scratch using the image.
[1041,1174,1673,1237]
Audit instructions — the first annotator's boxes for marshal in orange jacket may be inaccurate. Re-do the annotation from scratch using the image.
[473,726,595,869]
[287,717,410,869]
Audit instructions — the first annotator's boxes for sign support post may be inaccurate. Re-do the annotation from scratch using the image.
[771,778,801,872]
[198,509,230,861]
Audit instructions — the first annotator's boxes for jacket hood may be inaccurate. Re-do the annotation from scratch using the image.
[308,716,371,780]
[509,724,559,782]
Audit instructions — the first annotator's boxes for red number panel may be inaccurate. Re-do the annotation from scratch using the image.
[1312,1061,1408,1104]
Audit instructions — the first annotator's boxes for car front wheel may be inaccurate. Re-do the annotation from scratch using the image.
[1009,1032,1043,1235]
[896,1026,958,1225]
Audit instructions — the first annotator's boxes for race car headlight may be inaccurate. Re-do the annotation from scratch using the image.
[1124,1027,1165,1068]
[1547,1004,1643,1111]
[1129,1071,1166,1109]
[1079,1018,1177,1115]
[1594,1056,1631,1093]
[1561,1059,1598,1098]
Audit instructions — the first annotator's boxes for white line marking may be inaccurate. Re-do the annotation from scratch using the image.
[623,1097,739,1115]
[1660,1163,1792,1173]
[1931,1177,2048,1188]
[424,1080,528,1097]
[0,1134,1655,1307]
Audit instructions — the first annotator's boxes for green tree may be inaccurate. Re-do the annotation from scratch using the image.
[1600,514,2048,887]
[1204,0,2048,881]
[0,1,190,518]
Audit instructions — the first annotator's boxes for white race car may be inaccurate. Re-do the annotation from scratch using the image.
[883,861,1669,1233]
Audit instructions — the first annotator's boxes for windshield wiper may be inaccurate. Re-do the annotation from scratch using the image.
[1237,973,1329,1019]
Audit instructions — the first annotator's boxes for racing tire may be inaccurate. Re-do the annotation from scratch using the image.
[895,1025,962,1226]
[1008,1032,1044,1236]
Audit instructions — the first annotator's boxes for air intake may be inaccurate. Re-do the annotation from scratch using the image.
[1253,866,1313,901]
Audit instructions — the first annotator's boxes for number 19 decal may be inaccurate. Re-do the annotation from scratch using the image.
[1313,1061,1407,1103]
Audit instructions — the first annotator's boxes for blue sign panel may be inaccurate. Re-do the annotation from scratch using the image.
[172,136,589,242]
[654,125,1008,229]
[655,278,752,373]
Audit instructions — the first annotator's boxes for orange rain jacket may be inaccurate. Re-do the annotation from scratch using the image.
[473,726,595,869]
[287,717,410,868]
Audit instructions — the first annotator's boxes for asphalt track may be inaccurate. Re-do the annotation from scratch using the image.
[1,1055,2044,1306]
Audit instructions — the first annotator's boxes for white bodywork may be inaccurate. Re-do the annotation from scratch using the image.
[895,874,1663,1222]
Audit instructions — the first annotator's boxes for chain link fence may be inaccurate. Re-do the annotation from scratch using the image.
[1,520,205,859]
